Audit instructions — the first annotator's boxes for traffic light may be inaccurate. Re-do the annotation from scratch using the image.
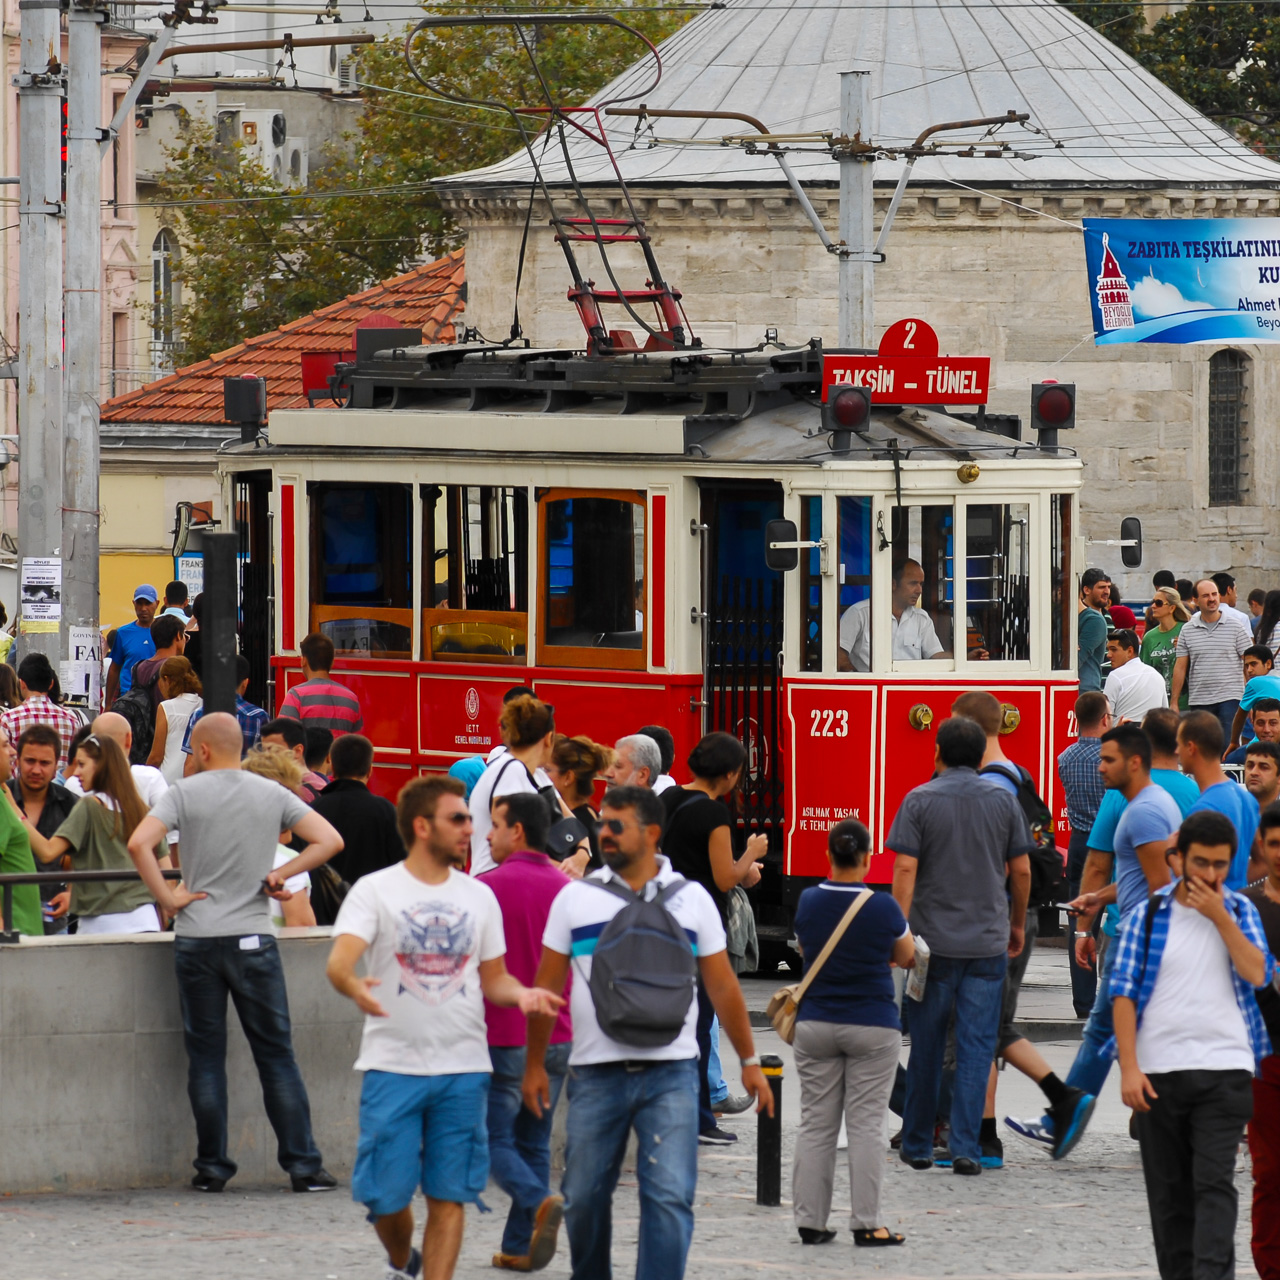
[1030,381,1076,436]
[822,384,872,450]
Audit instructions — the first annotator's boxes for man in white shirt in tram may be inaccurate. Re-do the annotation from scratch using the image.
[838,558,952,672]
[1104,629,1169,724]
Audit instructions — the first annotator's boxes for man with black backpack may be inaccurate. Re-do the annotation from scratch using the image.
[523,785,772,1280]
[953,691,1090,1167]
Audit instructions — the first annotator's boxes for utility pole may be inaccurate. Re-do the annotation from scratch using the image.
[837,70,874,349]
[64,0,105,696]
[16,0,66,664]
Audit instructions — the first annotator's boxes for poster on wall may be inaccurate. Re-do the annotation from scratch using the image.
[1084,218,1280,344]
[62,625,102,711]
[20,557,61,632]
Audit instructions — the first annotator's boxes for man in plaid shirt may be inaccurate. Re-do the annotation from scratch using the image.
[1,654,81,771]
[1111,809,1274,1280]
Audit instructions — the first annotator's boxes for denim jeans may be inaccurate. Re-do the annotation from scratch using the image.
[901,952,1006,1164]
[707,1015,728,1106]
[1190,700,1240,749]
[173,934,322,1182]
[561,1058,700,1280]
[488,1042,570,1256]
[1065,829,1098,1016]
[1063,929,1116,1101]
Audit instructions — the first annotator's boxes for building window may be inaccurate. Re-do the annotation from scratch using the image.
[151,229,180,375]
[1208,349,1249,506]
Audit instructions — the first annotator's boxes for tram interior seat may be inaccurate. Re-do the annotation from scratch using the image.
[429,619,526,662]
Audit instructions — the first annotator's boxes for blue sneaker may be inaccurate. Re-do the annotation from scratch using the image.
[1049,1088,1097,1160]
[1003,1113,1054,1152]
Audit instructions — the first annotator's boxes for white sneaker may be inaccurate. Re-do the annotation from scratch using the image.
[387,1246,422,1280]
[1003,1114,1054,1151]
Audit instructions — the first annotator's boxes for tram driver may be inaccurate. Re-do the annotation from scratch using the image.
[837,558,988,671]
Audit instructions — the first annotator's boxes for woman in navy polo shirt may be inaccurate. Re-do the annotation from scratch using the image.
[791,819,915,1249]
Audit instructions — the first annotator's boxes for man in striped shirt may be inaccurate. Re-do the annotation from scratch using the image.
[1171,578,1252,746]
[280,633,363,736]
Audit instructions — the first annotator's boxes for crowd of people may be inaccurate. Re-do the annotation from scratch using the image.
[1,570,1278,1280]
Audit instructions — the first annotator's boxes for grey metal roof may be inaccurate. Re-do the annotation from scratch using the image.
[441,0,1280,190]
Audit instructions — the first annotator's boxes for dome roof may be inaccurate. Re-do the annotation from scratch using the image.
[442,0,1280,190]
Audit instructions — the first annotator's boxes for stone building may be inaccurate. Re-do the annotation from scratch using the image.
[438,0,1280,600]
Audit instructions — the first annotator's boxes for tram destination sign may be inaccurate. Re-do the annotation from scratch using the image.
[822,318,990,404]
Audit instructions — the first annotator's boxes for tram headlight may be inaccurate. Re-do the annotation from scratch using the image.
[823,385,872,451]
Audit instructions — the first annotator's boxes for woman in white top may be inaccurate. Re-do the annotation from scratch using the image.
[146,656,203,784]
[241,743,316,929]
[467,693,589,878]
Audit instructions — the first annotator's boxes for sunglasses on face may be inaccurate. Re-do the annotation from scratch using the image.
[440,812,470,826]
[601,817,629,835]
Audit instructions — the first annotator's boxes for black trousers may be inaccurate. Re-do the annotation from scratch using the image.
[695,981,716,1133]
[1137,1068,1253,1280]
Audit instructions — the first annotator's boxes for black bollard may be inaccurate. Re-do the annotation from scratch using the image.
[202,532,239,716]
[756,1053,784,1206]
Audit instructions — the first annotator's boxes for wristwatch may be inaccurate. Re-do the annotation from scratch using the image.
[740,1055,762,1068]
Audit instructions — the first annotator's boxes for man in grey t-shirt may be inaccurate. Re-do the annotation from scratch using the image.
[888,716,1031,1175]
[129,713,344,1194]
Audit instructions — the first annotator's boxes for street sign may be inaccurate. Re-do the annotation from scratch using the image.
[822,318,991,404]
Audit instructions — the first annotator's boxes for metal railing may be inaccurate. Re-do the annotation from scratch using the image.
[0,869,181,944]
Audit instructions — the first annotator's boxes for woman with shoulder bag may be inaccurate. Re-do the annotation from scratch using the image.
[791,819,915,1248]
[468,695,590,878]
[546,734,611,868]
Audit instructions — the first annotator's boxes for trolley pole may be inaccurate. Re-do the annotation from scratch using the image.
[837,70,874,349]
[16,0,66,664]
[63,0,106,698]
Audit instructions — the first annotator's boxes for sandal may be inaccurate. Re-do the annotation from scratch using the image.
[854,1228,906,1247]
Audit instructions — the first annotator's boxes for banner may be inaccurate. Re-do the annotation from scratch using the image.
[1083,218,1280,344]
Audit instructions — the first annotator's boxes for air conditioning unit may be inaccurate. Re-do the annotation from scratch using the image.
[336,57,357,93]
[284,137,308,189]
[239,109,287,184]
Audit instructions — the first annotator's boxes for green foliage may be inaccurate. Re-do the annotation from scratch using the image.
[1060,0,1280,155]
[158,4,688,362]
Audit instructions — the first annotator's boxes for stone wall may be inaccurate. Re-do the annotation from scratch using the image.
[443,180,1280,602]
[0,930,362,1193]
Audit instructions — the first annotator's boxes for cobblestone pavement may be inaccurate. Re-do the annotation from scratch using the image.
[1,950,1262,1279]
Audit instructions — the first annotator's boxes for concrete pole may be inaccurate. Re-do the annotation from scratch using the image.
[16,0,66,663]
[64,1,105,700]
[837,70,874,350]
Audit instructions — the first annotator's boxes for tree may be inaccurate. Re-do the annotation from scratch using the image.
[158,5,689,362]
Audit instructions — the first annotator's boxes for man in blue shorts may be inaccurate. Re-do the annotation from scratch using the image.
[327,775,563,1280]
[1005,719,1182,1156]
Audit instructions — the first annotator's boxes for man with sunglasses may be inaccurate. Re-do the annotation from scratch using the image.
[523,785,772,1280]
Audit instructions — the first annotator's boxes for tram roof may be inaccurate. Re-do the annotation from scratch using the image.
[252,397,1077,469]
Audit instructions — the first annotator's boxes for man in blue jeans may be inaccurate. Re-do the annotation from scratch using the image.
[888,716,1032,1176]
[523,785,772,1280]
[127,713,345,1193]
[1005,720,1182,1156]
[478,793,574,1272]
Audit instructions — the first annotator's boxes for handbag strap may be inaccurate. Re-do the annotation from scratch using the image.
[792,888,873,1002]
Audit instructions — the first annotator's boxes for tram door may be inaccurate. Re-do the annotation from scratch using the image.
[698,480,785,839]
[232,470,273,710]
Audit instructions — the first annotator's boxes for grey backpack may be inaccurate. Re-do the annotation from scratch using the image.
[587,877,697,1048]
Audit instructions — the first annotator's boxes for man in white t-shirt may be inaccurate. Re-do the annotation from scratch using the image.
[1103,629,1168,724]
[326,775,563,1280]
[522,785,773,1280]
[1112,810,1274,1280]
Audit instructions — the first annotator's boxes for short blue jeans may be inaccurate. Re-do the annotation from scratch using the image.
[561,1058,700,1280]
[488,1042,570,1256]
[1063,929,1117,1103]
[352,1069,491,1217]
[901,951,1007,1164]
[172,934,322,1182]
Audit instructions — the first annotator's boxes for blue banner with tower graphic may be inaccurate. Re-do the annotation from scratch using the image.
[1084,218,1280,344]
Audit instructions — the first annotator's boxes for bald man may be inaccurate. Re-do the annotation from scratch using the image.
[129,712,344,1194]
[66,712,178,852]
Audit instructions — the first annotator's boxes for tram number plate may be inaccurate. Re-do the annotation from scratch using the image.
[809,708,849,738]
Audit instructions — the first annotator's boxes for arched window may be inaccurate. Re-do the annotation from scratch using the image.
[1208,348,1249,506]
[151,229,180,374]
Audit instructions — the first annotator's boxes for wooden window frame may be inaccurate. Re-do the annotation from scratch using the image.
[536,487,647,672]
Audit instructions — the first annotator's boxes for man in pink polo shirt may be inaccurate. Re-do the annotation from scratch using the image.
[480,792,574,1273]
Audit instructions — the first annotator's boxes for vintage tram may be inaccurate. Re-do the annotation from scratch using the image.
[219,334,1082,972]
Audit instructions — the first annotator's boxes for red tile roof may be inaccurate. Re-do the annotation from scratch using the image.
[102,250,465,425]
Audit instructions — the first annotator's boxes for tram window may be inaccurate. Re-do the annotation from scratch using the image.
[309,482,412,657]
[835,496,873,672]
[800,496,822,672]
[966,503,1030,662]
[539,491,645,669]
[1051,493,1073,672]
[882,504,954,666]
[422,485,528,663]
